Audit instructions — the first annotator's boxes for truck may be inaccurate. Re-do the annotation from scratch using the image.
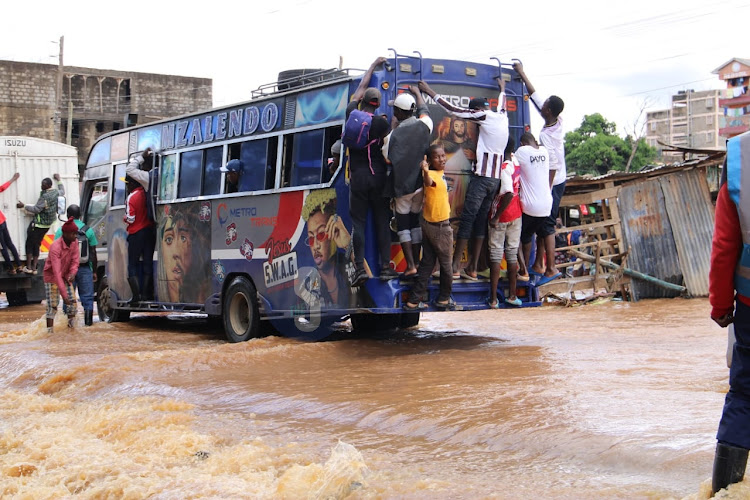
[0,137,80,306]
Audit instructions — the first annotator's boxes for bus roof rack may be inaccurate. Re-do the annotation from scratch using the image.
[252,68,353,98]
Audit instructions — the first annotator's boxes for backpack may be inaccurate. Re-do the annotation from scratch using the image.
[77,224,90,265]
[342,109,374,150]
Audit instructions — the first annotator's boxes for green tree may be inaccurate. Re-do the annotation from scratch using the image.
[564,113,656,176]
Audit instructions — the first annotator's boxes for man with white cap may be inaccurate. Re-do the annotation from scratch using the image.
[221,159,243,194]
[383,85,433,277]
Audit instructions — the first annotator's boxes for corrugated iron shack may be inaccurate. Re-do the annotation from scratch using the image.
[553,152,723,300]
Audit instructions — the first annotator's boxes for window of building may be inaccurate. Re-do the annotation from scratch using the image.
[707,131,714,143]
[706,97,714,108]
[650,122,657,131]
[706,114,714,125]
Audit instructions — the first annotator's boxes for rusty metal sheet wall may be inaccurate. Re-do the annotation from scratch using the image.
[618,178,683,299]
[658,169,714,297]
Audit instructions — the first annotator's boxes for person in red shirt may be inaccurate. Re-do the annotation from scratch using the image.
[0,172,22,274]
[709,145,750,495]
[124,175,155,302]
[487,138,523,308]
[43,217,79,332]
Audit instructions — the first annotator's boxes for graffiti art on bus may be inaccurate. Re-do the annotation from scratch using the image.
[433,116,479,172]
[157,202,212,303]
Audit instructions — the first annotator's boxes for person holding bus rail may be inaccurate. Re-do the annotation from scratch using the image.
[418,77,509,281]
[345,56,395,286]
[124,176,155,302]
[17,174,64,275]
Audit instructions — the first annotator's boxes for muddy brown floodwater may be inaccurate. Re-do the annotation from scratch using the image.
[0,297,748,499]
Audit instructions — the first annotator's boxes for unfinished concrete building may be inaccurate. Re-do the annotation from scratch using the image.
[0,60,212,174]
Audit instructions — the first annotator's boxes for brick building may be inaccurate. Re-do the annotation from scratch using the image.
[645,89,721,164]
[0,60,212,174]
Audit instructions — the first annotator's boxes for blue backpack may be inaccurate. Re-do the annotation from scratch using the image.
[342,110,374,150]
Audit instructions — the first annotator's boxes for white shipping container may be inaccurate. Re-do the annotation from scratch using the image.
[0,136,80,264]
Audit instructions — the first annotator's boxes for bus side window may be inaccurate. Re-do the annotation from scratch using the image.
[159,154,177,200]
[287,129,325,188]
[84,180,109,246]
[178,150,202,198]
[239,139,269,192]
[203,146,222,196]
[112,163,127,207]
[322,125,342,183]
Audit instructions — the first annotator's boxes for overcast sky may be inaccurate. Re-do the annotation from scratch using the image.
[2,0,748,138]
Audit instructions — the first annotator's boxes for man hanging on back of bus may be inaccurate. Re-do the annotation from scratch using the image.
[124,176,155,302]
[514,62,565,283]
[17,173,64,274]
[418,77,509,281]
[382,85,433,278]
[343,56,396,287]
[0,172,23,274]
[54,204,98,326]
[44,217,79,332]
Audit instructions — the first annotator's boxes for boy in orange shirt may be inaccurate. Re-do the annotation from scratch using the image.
[404,145,454,310]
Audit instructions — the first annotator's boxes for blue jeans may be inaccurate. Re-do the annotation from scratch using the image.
[75,265,95,312]
[718,300,750,449]
[457,175,500,240]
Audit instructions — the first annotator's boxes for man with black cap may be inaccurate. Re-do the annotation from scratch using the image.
[345,56,394,286]
[419,77,509,280]
[221,159,243,193]
[383,85,433,277]
[43,217,79,332]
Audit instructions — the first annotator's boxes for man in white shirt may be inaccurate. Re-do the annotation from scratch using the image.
[515,132,559,285]
[514,62,566,282]
[418,77,509,280]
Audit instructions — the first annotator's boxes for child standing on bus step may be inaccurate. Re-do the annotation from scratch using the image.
[0,172,22,274]
[418,77,509,281]
[54,204,98,326]
[487,137,523,308]
[404,145,453,311]
[17,173,64,275]
[345,56,395,287]
[44,217,79,332]
[382,85,433,278]
[515,132,555,286]
[513,62,566,283]
[124,176,155,302]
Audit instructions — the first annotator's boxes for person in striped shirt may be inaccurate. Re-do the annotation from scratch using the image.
[418,77,509,280]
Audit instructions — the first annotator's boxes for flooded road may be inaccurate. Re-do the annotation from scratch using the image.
[0,297,746,499]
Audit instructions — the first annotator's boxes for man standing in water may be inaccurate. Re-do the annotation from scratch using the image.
[709,135,750,496]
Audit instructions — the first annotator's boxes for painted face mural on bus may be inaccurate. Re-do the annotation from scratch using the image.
[298,188,355,309]
[157,202,211,303]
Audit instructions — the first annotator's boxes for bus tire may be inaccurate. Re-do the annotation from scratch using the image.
[6,291,27,307]
[223,276,260,343]
[400,312,421,329]
[97,276,130,323]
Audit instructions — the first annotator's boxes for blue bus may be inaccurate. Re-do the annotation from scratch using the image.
[79,52,539,342]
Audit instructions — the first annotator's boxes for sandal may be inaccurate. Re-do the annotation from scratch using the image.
[486,297,500,309]
[403,301,427,311]
[7,268,16,275]
[460,269,478,281]
[434,298,456,311]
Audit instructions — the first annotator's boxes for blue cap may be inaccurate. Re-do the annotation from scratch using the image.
[221,159,243,173]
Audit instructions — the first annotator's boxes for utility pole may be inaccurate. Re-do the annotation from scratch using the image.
[55,35,64,143]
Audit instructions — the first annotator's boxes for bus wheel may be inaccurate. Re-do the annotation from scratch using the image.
[6,291,27,306]
[223,277,260,343]
[97,276,130,323]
